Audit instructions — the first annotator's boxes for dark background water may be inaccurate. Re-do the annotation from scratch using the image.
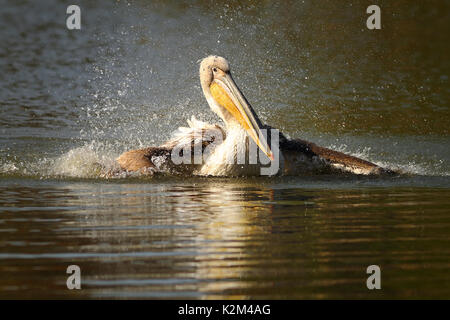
[0,0,449,299]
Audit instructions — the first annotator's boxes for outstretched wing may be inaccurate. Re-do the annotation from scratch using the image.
[116,117,225,174]
[280,137,393,175]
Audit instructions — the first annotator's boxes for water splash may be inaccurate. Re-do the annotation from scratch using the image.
[1,141,125,179]
[49,141,121,178]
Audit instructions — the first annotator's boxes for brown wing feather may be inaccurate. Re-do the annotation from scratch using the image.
[116,147,169,172]
[280,137,393,175]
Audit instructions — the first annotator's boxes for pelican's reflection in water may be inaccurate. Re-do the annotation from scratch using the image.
[63,179,315,299]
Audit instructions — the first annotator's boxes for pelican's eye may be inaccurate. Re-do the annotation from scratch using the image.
[212,67,218,73]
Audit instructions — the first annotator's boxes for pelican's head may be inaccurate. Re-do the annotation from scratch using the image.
[199,55,273,160]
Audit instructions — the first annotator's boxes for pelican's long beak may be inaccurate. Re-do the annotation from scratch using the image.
[209,72,274,161]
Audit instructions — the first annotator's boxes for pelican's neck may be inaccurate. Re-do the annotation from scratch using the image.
[198,126,255,176]
[214,121,249,162]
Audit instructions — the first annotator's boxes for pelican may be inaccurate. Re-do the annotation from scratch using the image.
[117,56,393,176]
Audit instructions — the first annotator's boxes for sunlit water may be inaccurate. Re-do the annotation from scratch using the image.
[0,0,449,299]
